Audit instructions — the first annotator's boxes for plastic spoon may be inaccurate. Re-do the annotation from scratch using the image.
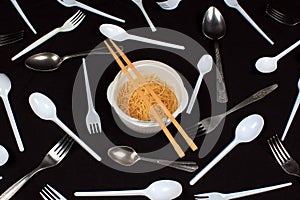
[0,145,9,166]
[0,74,24,152]
[99,24,185,50]
[74,180,182,200]
[131,0,156,32]
[224,0,274,45]
[108,146,198,172]
[57,0,125,23]
[255,39,300,73]
[29,92,101,161]
[190,114,264,185]
[281,78,300,141]
[186,54,213,114]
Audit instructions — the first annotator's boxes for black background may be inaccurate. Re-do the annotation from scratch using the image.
[0,0,299,199]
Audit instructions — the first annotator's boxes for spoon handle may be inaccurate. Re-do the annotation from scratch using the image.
[75,189,144,197]
[235,5,274,45]
[1,97,24,152]
[74,1,125,23]
[281,91,300,141]
[129,35,185,50]
[10,0,37,34]
[224,182,292,199]
[136,3,157,32]
[214,41,228,103]
[190,141,237,185]
[275,39,300,60]
[54,119,102,161]
[141,157,198,172]
[186,74,204,114]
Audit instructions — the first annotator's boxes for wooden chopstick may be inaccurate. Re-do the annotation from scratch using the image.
[108,39,198,151]
[104,40,185,158]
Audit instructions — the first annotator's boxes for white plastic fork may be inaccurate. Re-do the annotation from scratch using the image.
[157,0,182,10]
[281,78,300,141]
[40,184,67,200]
[131,0,156,32]
[82,58,102,134]
[57,0,125,23]
[194,182,292,200]
[10,0,37,34]
[12,10,85,61]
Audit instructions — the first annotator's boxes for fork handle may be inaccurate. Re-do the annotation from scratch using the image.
[82,58,94,109]
[224,182,292,199]
[0,167,40,200]
[12,28,60,61]
[140,157,199,172]
[137,3,157,32]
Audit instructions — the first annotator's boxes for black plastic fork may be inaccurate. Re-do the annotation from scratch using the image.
[266,4,300,26]
[0,30,24,47]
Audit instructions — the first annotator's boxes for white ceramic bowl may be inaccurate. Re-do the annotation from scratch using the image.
[107,60,188,134]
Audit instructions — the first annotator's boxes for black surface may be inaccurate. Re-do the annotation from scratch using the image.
[0,0,299,199]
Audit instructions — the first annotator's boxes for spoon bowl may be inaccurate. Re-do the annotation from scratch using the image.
[25,53,62,71]
[255,57,277,73]
[29,92,57,121]
[198,54,213,74]
[224,0,239,8]
[202,6,226,40]
[108,146,139,166]
[145,180,182,200]
[235,114,264,143]
[0,74,11,97]
[100,24,128,41]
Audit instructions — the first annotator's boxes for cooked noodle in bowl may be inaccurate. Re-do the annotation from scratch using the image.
[107,60,188,134]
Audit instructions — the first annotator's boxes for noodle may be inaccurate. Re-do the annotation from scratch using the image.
[117,75,178,121]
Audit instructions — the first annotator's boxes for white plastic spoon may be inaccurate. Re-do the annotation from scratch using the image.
[131,0,156,32]
[190,114,264,185]
[74,180,182,200]
[0,74,24,152]
[57,0,125,23]
[255,39,300,73]
[29,92,101,161]
[0,145,9,166]
[186,54,213,114]
[281,78,300,141]
[224,0,274,45]
[99,24,185,50]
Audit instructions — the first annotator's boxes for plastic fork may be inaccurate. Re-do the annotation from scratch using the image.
[12,10,85,61]
[82,58,102,134]
[10,0,37,34]
[0,135,73,200]
[194,182,292,200]
[157,0,182,10]
[131,0,156,32]
[268,135,300,177]
[40,184,67,200]
[0,30,24,47]
[266,4,300,26]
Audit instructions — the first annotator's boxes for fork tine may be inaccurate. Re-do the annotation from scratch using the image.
[40,191,51,200]
[274,135,291,159]
[0,30,24,39]
[268,137,284,164]
[0,31,24,46]
[46,184,63,199]
[55,136,73,157]
[96,123,101,133]
[70,11,84,24]
[71,15,85,29]
[88,124,92,134]
[65,10,81,24]
[272,136,289,161]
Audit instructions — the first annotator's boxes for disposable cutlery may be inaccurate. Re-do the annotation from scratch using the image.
[186,54,213,114]
[157,0,182,10]
[25,46,123,71]
[0,145,9,166]
[29,92,101,161]
[57,0,124,23]
[281,78,300,140]
[255,39,300,73]
[224,0,274,45]
[75,180,182,200]
[187,84,277,136]
[266,4,300,26]
[0,73,24,152]
[82,58,102,134]
[190,114,264,185]
[202,7,228,103]
[12,10,85,61]
[10,0,37,34]
[0,30,24,47]
[108,146,198,172]
[194,182,292,199]
[268,135,300,177]
[40,184,67,200]
[100,24,185,50]
[131,0,156,32]
[0,135,73,200]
